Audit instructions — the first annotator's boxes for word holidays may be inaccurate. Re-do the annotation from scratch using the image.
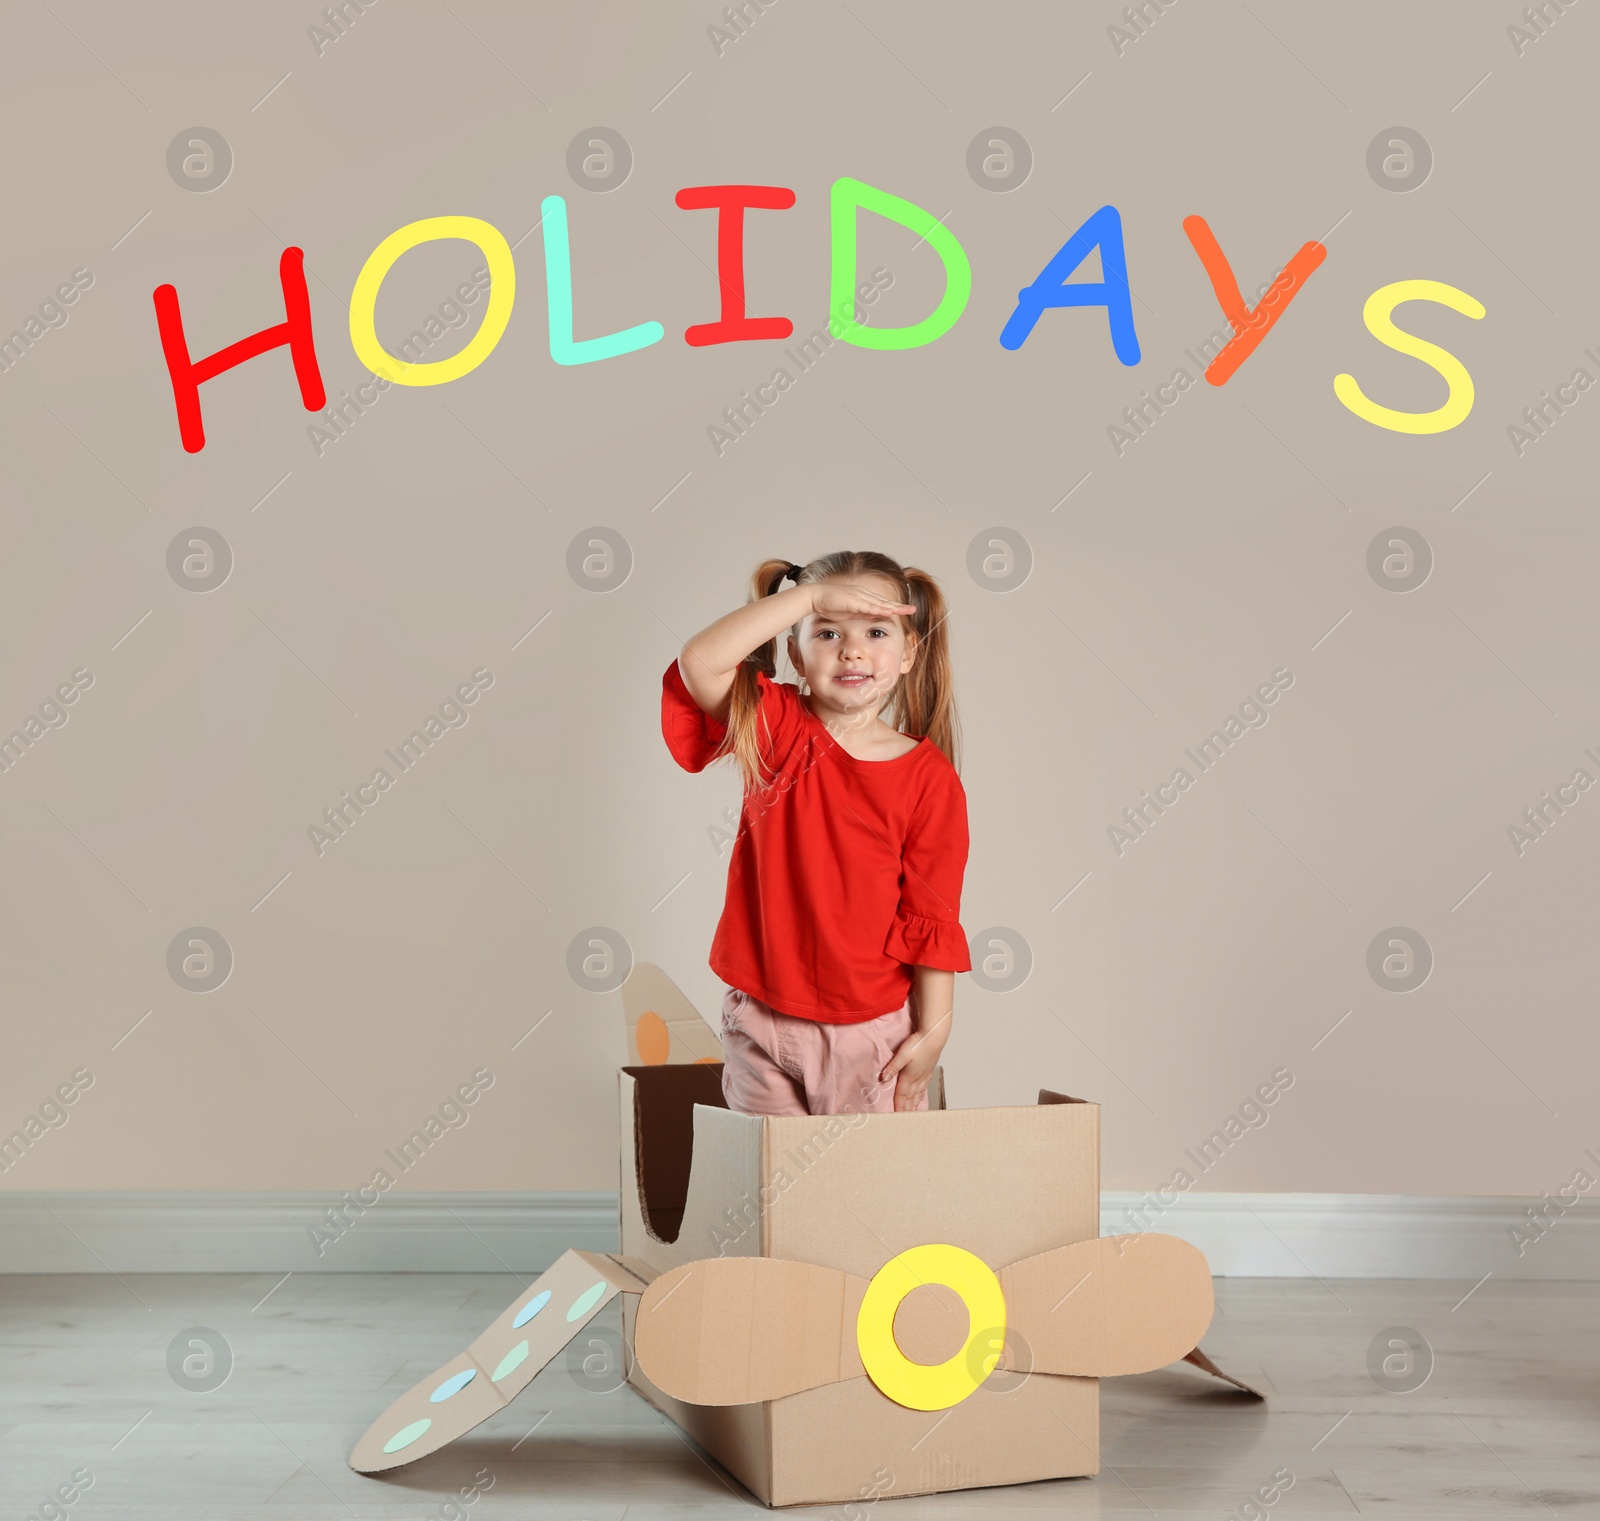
[151,178,1491,458]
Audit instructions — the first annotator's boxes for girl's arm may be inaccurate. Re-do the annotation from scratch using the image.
[883,966,954,1111]
[914,967,954,1032]
[678,585,813,724]
[677,580,913,725]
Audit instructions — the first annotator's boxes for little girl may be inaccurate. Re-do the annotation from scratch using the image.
[661,550,971,1117]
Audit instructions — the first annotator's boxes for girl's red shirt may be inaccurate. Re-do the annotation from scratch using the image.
[661,657,972,1023]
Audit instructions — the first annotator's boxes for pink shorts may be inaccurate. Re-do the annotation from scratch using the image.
[719,986,928,1117]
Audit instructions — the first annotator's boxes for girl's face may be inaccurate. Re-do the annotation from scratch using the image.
[787,574,917,722]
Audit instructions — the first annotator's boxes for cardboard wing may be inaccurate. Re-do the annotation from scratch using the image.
[351,1232,1257,1476]
[621,962,723,1065]
[349,1249,657,1473]
[632,1233,1216,1409]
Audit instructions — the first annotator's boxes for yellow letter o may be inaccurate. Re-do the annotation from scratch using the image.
[855,1243,1006,1411]
[348,215,515,387]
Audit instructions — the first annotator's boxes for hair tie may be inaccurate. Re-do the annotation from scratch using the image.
[769,561,803,595]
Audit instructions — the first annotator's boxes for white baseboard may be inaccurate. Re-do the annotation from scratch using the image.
[1100,1190,1597,1282]
[0,1190,1593,1278]
[0,1192,618,1275]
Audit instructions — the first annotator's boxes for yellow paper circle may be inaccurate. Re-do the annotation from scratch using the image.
[855,1243,1005,1411]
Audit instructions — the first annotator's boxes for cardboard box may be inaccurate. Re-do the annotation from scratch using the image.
[350,966,1251,1504]
[617,1059,1106,1507]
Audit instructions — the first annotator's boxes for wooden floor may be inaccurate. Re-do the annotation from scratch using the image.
[1,1272,1595,1517]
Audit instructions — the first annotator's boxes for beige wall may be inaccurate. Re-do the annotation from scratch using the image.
[1,0,1594,1200]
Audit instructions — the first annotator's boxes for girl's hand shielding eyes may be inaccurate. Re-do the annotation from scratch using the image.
[807,580,915,624]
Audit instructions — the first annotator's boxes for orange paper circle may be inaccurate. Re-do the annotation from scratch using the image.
[635,1011,669,1064]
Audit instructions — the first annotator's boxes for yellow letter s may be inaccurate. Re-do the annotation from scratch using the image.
[1334,279,1485,434]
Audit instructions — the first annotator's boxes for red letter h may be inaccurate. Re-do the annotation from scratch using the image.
[153,247,326,453]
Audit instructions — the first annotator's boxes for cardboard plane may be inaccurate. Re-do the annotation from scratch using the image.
[352,964,1261,1506]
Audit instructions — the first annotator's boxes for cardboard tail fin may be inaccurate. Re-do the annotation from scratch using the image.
[617,962,945,1102]
[349,1250,657,1473]
[622,962,723,1065]
[1182,1346,1265,1398]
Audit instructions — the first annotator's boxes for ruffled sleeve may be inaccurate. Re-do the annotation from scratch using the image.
[884,909,971,970]
[661,656,800,775]
[883,761,972,972]
[661,657,728,773]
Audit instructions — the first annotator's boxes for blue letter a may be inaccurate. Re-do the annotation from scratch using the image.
[999,204,1141,364]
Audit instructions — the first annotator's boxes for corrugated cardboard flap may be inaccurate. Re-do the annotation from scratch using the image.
[350,1247,656,1474]
[1181,1346,1265,1398]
